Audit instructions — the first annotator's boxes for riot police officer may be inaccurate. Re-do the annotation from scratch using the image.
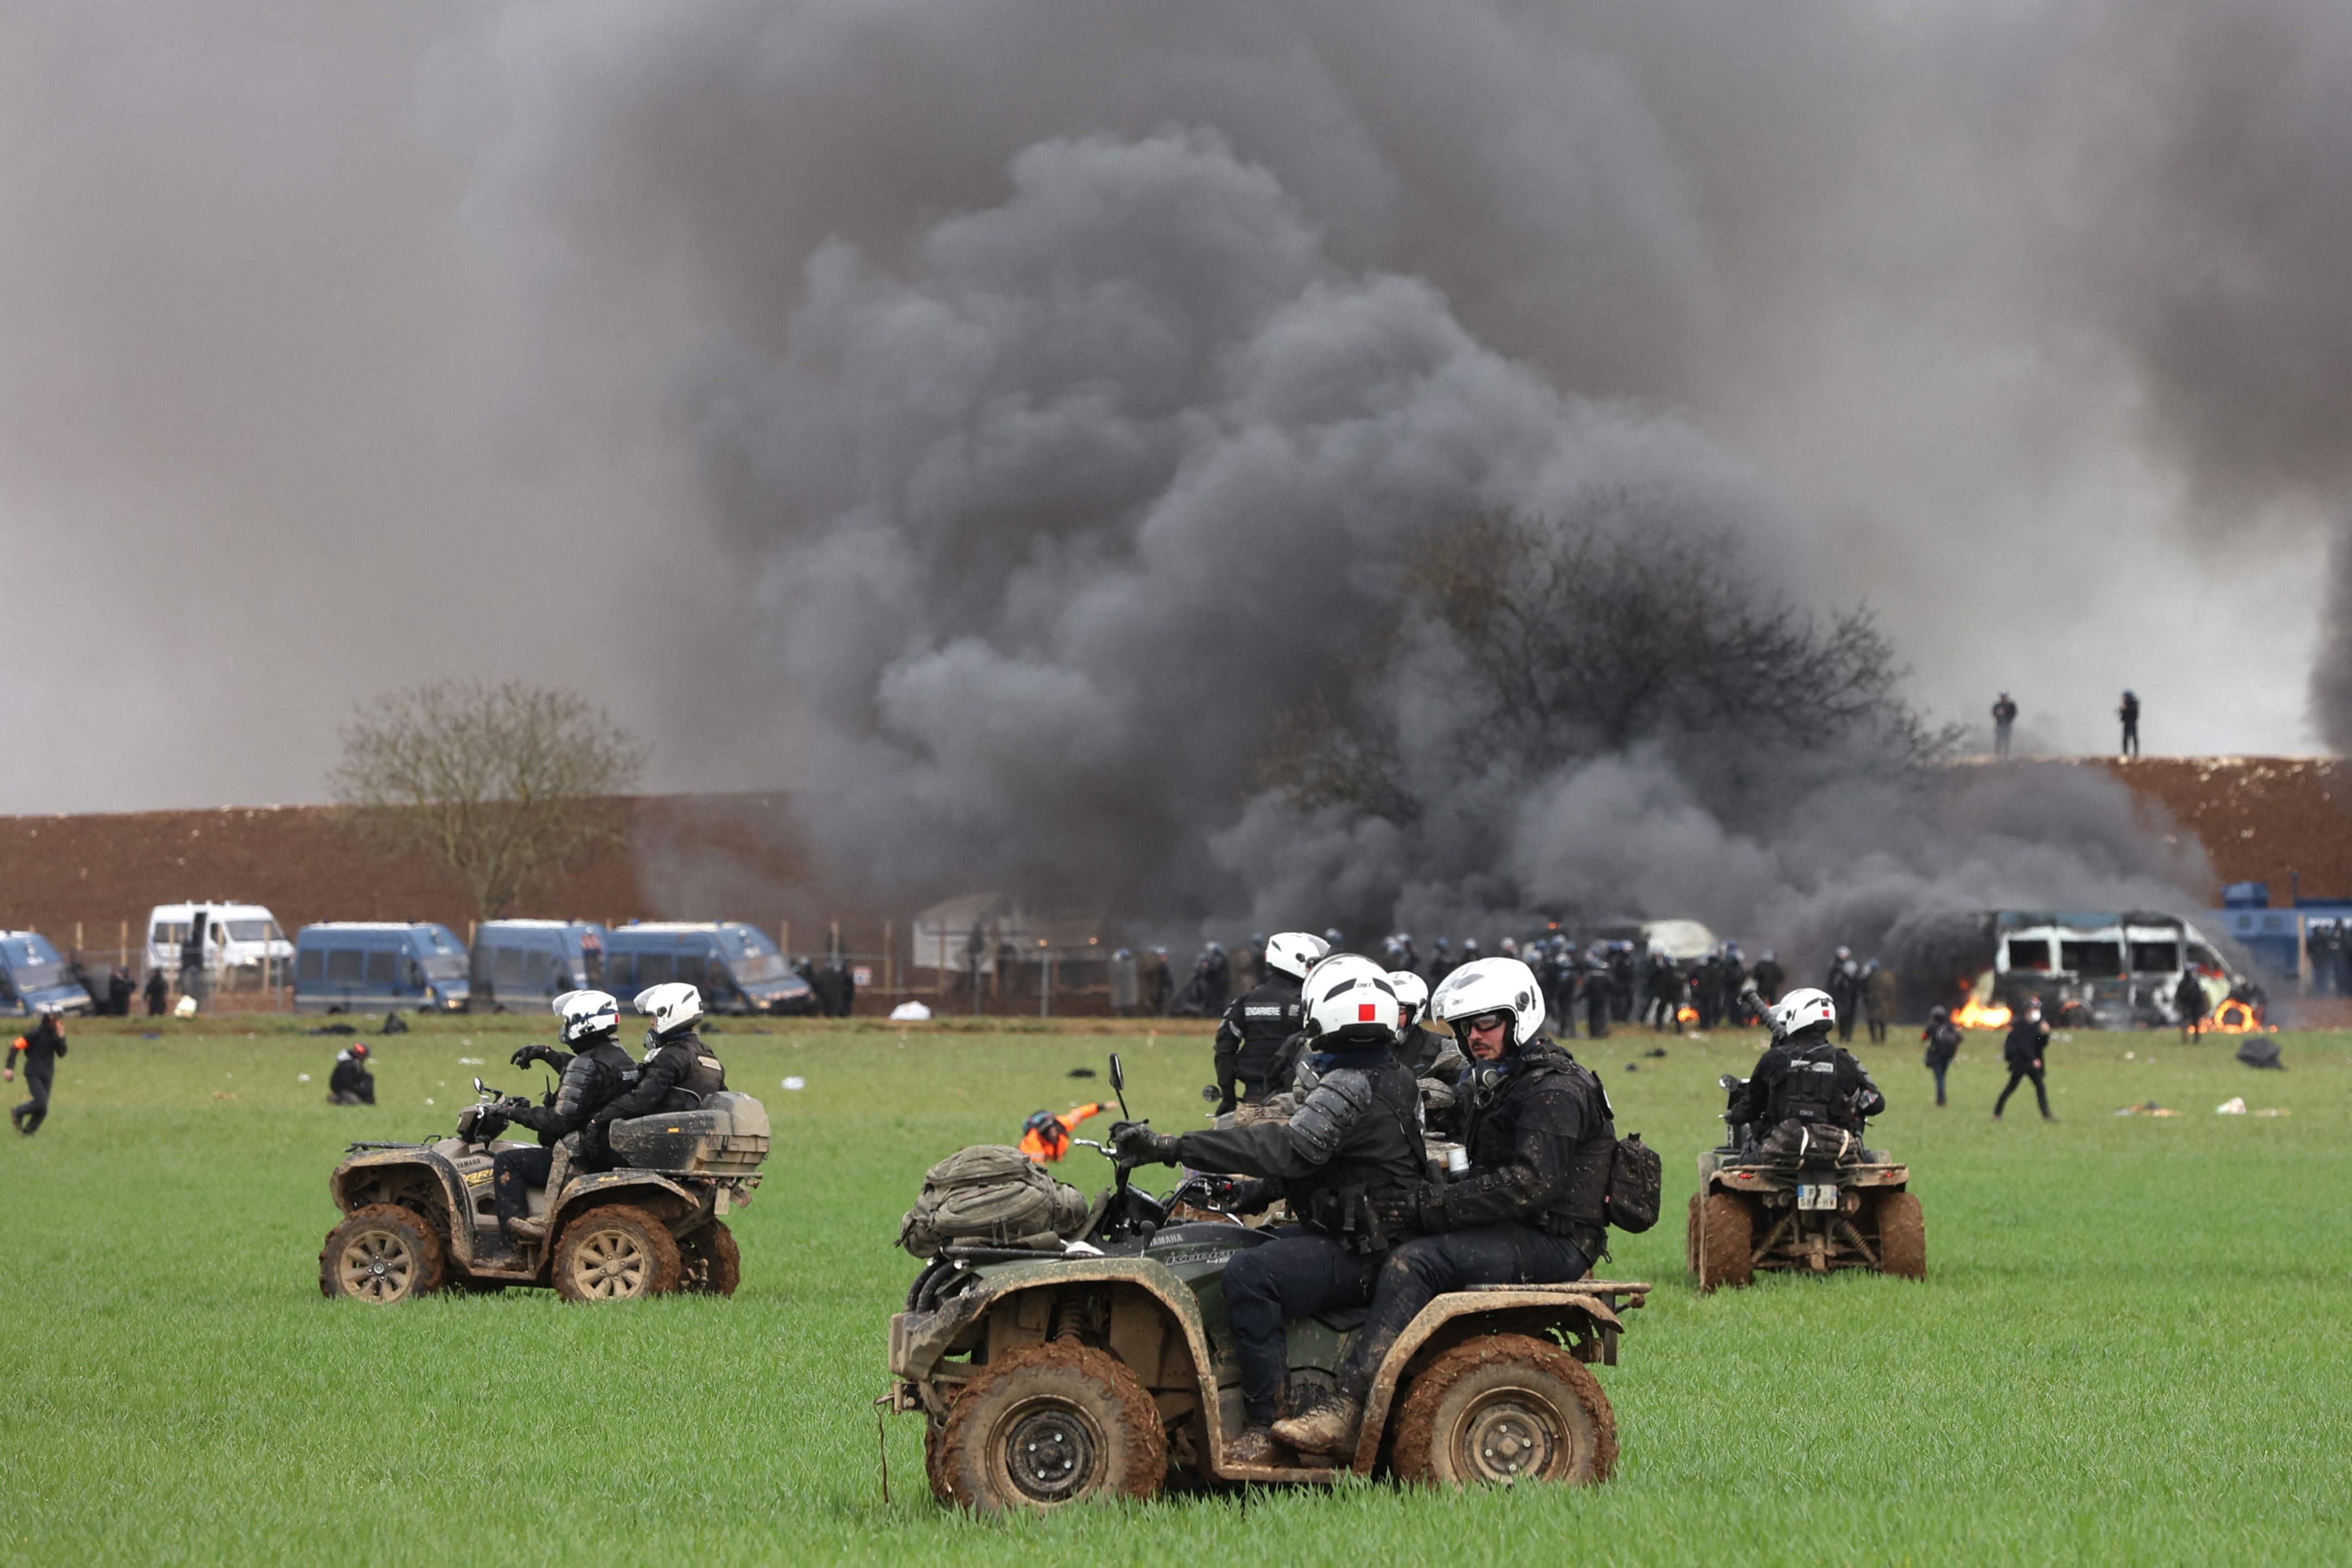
[1114,955,1426,1465]
[1212,931,1328,1112]
[1729,987,1885,1160]
[588,983,729,1145]
[1274,956,1625,1457]
[488,990,640,1242]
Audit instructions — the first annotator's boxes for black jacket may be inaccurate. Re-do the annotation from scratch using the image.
[2004,1017,2051,1069]
[1733,1035,1883,1132]
[1923,1020,1961,1069]
[1418,1040,1615,1252]
[328,1049,372,1097]
[10,1018,67,1077]
[1178,1046,1426,1250]
[590,1028,727,1132]
[510,1038,639,1142]
[1212,974,1306,1106]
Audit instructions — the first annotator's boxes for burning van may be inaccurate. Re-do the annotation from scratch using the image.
[1900,910,2243,1031]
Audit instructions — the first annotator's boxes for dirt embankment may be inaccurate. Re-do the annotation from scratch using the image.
[2084,757,2352,900]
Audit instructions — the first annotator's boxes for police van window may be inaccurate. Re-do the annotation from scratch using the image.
[224,921,272,942]
[328,948,364,983]
[601,952,631,990]
[633,951,674,987]
[495,946,527,987]
[2060,940,2123,977]
[365,949,399,986]
[298,948,324,982]
[2130,942,2180,973]
[716,925,787,984]
[2005,939,2052,971]
[525,948,554,990]
[154,922,188,947]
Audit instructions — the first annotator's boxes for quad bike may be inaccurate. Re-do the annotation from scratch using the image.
[1687,1073,1924,1292]
[888,1055,1649,1512]
[319,1078,768,1303]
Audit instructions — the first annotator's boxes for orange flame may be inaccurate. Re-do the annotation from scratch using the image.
[1952,998,2013,1030]
[2205,999,2275,1034]
[1676,1004,1699,1023]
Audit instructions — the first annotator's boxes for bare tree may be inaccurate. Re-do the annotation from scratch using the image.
[1263,496,1945,818]
[331,680,649,920]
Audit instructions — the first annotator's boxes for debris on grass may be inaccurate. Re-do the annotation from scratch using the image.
[2217,1097,2247,1114]
[782,1076,806,1091]
[2115,1101,2178,1116]
[297,1073,310,1082]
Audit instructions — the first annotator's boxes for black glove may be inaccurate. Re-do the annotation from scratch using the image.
[1210,1175,1275,1216]
[1109,1120,1181,1167]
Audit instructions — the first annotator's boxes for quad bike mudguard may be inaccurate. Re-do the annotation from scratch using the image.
[889,1240,1644,1484]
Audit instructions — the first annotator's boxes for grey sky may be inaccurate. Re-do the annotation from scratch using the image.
[0,0,2343,822]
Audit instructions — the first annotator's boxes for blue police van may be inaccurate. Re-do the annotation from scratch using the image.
[293,923,472,1013]
[0,930,94,1017]
[601,922,815,1015]
[468,920,609,1012]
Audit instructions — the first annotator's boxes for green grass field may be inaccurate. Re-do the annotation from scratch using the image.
[2,1011,2346,1565]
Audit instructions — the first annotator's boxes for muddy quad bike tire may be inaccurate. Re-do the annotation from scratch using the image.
[1697,1193,1754,1293]
[679,1221,741,1296]
[319,1204,446,1303]
[932,1340,1166,1513]
[552,1204,684,1302]
[1684,1192,1702,1276]
[1392,1333,1617,1487]
[1875,1192,1927,1280]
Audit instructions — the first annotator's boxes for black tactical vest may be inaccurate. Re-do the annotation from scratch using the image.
[1230,976,1306,1094]
[554,1038,641,1125]
[657,1030,728,1111]
[1766,1042,1842,1125]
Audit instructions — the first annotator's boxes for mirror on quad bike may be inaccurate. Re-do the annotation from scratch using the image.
[1719,1074,1744,1092]
[1108,1053,1129,1118]
[474,1076,490,1098]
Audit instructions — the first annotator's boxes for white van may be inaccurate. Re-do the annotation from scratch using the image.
[144,902,293,984]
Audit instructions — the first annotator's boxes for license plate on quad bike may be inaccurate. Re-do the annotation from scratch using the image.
[1797,1183,1839,1211]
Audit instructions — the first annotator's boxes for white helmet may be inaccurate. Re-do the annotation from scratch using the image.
[1432,957,1545,1049]
[634,981,705,1037]
[552,988,620,1046]
[1263,930,1330,981]
[1387,969,1430,1028]
[1304,954,1400,1044]
[1768,986,1838,1041]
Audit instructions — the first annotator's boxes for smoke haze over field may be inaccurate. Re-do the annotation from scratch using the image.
[2,2,2348,954]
